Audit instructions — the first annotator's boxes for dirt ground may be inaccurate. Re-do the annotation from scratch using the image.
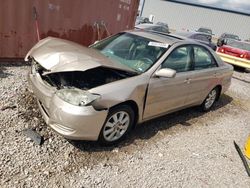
[1,62,250,188]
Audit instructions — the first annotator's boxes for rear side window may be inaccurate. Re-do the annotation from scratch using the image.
[193,46,217,70]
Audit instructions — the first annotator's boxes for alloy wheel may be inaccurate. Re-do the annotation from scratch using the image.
[103,111,130,142]
[204,89,217,109]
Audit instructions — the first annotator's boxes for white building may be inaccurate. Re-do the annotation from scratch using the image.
[141,0,250,40]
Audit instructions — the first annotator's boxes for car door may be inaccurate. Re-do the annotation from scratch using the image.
[143,45,194,119]
[185,45,218,105]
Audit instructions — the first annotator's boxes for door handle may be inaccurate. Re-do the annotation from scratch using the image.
[184,78,191,84]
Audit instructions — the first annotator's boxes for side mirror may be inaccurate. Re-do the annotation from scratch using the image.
[155,68,176,78]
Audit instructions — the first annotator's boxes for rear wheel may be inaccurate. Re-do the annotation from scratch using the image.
[201,87,219,111]
[98,105,134,145]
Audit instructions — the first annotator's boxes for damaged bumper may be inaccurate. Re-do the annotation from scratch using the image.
[28,73,108,141]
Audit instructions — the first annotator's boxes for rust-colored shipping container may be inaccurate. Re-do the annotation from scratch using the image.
[0,0,139,58]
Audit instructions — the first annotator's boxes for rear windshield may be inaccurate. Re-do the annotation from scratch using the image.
[198,28,212,34]
[227,40,250,51]
[225,34,239,40]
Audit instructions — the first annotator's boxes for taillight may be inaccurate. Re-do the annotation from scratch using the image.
[243,53,250,60]
[218,47,225,53]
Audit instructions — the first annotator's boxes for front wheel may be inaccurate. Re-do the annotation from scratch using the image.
[98,105,134,145]
[200,87,219,111]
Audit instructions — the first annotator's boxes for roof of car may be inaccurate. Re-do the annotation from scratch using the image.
[135,23,160,29]
[128,30,184,45]
[156,22,168,26]
[198,27,212,30]
[221,32,239,36]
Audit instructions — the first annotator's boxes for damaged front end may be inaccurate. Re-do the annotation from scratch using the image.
[31,59,136,106]
[26,37,139,140]
[28,57,137,140]
[38,64,136,91]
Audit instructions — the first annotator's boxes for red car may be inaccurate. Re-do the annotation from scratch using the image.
[217,40,250,69]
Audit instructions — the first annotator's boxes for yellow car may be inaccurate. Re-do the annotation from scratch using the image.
[245,136,250,159]
[216,40,250,69]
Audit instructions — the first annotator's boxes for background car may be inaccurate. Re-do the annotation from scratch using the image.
[155,22,169,32]
[174,31,217,50]
[135,22,170,34]
[217,33,240,46]
[196,27,213,35]
[26,30,233,145]
[135,16,152,25]
[217,40,250,69]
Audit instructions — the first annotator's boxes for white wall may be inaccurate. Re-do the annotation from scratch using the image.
[142,0,250,40]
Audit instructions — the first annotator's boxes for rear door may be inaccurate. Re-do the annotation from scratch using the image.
[185,45,218,105]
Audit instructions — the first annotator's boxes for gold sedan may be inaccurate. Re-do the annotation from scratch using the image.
[26,31,233,145]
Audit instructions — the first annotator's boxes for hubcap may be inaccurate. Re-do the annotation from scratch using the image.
[103,111,130,142]
[205,89,217,109]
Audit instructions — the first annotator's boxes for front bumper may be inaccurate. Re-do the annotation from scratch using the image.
[217,52,250,69]
[29,73,108,141]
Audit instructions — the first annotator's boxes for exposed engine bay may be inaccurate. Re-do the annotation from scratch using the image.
[33,62,137,90]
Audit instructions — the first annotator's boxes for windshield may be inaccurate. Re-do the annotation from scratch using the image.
[227,40,250,51]
[91,33,169,73]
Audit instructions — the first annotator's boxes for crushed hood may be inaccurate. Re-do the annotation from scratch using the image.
[25,37,136,73]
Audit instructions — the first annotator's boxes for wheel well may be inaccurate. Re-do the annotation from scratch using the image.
[110,100,139,127]
[214,85,222,101]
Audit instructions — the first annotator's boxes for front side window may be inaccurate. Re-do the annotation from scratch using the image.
[193,46,217,70]
[91,33,168,73]
[162,46,192,72]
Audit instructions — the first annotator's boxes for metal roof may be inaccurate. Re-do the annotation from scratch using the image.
[0,0,140,58]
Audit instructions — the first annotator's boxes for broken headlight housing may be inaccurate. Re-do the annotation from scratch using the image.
[56,88,100,106]
[31,59,38,74]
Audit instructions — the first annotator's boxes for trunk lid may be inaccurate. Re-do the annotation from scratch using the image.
[223,45,248,58]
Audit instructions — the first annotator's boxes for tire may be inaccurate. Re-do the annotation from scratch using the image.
[98,105,134,145]
[200,87,219,112]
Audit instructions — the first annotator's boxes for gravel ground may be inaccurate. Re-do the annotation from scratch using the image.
[1,62,250,188]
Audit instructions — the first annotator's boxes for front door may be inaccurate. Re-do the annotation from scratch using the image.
[143,45,194,119]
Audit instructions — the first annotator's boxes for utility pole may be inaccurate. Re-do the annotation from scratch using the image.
[140,0,146,17]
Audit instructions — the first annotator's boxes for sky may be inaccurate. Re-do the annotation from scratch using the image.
[139,0,250,14]
[168,0,250,14]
